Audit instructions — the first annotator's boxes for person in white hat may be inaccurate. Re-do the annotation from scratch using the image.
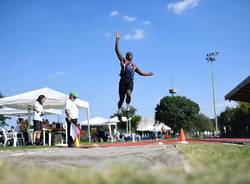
[65,92,79,147]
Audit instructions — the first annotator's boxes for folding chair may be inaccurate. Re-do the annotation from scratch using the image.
[11,129,25,147]
[1,128,13,147]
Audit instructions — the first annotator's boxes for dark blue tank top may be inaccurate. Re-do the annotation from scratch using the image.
[120,61,136,81]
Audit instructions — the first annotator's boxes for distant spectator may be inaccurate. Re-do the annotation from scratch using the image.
[43,119,49,129]
[14,118,21,132]
[20,119,29,144]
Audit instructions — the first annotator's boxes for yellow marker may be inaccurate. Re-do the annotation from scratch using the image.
[75,137,80,147]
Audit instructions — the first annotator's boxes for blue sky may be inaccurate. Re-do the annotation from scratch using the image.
[0,0,250,123]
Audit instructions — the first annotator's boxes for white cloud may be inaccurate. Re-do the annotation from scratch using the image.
[49,70,65,79]
[48,74,53,79]
[124,29,145,40]
[167,0,201,14]
[57,70,65,75]
[103,32,112,37]
[110,10,119,16]
[143,21,151,25]
[216,101,237,109]
[123,15,137,22]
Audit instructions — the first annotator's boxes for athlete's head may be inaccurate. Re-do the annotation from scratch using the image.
[126,52,133,61]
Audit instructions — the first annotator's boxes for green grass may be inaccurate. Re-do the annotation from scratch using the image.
[177,143,250,184]
[0,161,184,184]
[0,143,250,184]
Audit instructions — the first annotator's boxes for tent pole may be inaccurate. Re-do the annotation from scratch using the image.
[27,105,31,129]
[65,123,68,144]
[108,124,113,142]
[87,108,91,144]
[129,120,131,134]
[126,121,128,134]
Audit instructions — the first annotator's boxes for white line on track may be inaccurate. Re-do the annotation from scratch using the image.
[11,153,26,156]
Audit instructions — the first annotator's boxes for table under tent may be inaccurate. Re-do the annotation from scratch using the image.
[0,87,92,144]
[0,107,62,147]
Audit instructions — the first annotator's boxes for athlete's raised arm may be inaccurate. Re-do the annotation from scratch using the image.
[135,66,153,76]
[115,32,125,64]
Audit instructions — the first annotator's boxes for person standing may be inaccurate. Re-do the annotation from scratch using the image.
[65,92,79,147]
[33,95,46,145]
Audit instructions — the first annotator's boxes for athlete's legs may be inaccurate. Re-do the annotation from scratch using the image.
[125,89,132,110]
[125,81,133,117]
[118,80,126,113]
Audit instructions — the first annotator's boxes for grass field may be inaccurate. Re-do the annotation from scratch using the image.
[0,143,249,184]
[178,143,250,184]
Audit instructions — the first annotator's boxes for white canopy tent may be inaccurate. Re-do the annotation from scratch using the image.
[81,117,109,126]
[109,116,131,134]
[137,118,171,132]
[80,117,116,142]
[153,123,171,132]
[0,87,89,109]
[137,124,171,132]
[137,125,171,132]
[109,116,130,123]
[137,118,154,132]
[0,87,91,143]
[0,107,62,116]
[137,124,155,132]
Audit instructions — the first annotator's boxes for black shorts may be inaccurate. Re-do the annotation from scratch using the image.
[33,120,42,131]
[119,79,134,94]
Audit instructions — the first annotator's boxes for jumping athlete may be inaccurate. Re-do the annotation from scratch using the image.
[115,32,153,122]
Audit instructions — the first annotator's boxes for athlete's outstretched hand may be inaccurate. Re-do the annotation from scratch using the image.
[148,72,154,76]
[116,32,120,39]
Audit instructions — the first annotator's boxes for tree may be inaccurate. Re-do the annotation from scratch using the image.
[195,113,215,132]
[218,107,235,137]
[0,92,9,127]
[235,102,250,116]
[111,106,141,132]
[155,96,200,132]
[218,102,250,138]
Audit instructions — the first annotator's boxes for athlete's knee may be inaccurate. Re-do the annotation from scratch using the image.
[126,89,132,96]
[126,95,131,104]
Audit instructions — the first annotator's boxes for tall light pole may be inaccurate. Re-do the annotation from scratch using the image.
[206,52,219,134]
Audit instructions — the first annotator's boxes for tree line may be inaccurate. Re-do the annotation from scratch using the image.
[218,102,250,137]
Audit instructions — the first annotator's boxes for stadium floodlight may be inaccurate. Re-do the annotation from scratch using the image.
[205,52,219,134]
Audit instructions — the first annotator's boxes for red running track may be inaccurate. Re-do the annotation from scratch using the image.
[202,138,250,144]
[97,139,219,148]
[80,138,250,149]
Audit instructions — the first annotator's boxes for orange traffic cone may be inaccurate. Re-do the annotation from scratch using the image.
[178,128,188,144]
